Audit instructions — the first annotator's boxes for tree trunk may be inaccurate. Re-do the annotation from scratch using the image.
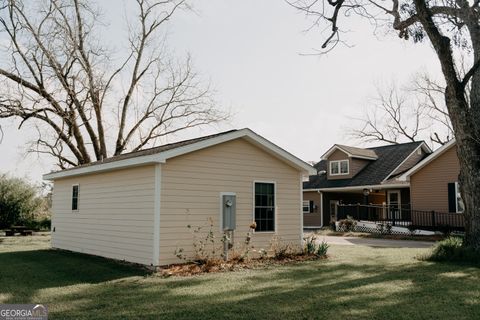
[445,83,480,251]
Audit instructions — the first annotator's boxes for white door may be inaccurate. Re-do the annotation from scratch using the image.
[387,190,401,220]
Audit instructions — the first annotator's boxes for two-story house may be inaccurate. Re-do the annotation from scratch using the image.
[303,142,432,228]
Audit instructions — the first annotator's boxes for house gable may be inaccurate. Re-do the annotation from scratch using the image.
[305,141,429,190]
[159,138,303,265]
[43,129,315,180]
[409,143,460,212]
[325,149,371,180]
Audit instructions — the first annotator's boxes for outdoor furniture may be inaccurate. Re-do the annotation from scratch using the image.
[5,230,15,236]
[20,230,33,236]
[5,226,34,236]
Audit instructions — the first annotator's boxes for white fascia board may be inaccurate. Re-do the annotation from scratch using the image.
[321,145,377,161]
[398,139,456,181]
[43,128,316,180]
[316,183,410,192]
[43,154,165,180]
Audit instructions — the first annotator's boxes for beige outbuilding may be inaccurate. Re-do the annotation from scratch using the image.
[43,129,315,266]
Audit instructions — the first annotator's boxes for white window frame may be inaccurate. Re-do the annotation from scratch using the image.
[455,182,465,213]
[71,184,79,212]
[330,160,349,176]
[252,180,277,233]
[303,200,311,214]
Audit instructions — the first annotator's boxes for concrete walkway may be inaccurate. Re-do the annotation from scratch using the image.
[314,235,436,249]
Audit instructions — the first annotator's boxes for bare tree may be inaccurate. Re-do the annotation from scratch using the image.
[350,75,453,147]
[289,0,480,249]
[0,0,228,169]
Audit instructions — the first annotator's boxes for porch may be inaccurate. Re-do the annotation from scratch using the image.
[322,187,410,225]
[337,204,465,232]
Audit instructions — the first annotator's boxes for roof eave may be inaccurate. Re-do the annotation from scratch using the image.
[43,128,316,180]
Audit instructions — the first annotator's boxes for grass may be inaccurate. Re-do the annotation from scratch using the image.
[1,235,479,319]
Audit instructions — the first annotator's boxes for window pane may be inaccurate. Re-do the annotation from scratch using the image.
[254,183,275,232]
[72,185,79,211]
[72,197,78,211]
[303,200,310,213]
[330,162,339,174]
[72,185,78,197]
[340,161,349,173]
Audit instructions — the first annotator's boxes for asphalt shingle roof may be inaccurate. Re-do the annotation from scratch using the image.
[55,129,238,173]
[304,141,427,189]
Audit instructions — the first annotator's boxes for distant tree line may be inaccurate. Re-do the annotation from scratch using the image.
[0,174,51,230]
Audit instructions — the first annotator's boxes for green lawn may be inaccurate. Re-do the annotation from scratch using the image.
[1,235,479,319]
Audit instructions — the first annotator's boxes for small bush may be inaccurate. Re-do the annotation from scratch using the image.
[269,236,301,260]
[303,235,329,258]
[423,237,480,264]
[25,217,51,231]
[304,235,317,255]
[316,241,329,257]
[338,216,357,232]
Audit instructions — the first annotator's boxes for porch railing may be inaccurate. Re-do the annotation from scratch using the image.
[337,204,465,231]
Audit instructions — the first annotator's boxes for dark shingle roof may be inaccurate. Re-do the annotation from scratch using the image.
[304,141,428,189]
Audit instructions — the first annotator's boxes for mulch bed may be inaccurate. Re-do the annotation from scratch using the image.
[157,254,326,277]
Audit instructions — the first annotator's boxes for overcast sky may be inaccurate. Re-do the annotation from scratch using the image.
[0,0,442,183]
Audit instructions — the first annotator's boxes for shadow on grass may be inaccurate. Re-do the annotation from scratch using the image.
[47,258,480,319]
[0,249,149,304]
[2,247,480,320]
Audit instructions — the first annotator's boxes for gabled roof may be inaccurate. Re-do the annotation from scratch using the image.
[304,141,430,190]
[44,128,316,180]
[321,144,378,160]
[399,139,456,181]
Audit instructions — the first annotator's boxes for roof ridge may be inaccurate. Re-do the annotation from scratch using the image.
[366,140,424,150]
[115,129,238,158]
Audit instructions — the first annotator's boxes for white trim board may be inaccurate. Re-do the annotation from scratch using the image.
[304,184,410,193]
[152,163,161,266]
[43,128,316,180]
[252,180,277,234]
[321,144,378,161]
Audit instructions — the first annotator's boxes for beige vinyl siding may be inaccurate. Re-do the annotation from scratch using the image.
[159,138,302,265]
[410,145,460,213]
[51,165,155,265]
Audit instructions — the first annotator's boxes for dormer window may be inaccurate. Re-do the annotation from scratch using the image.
[330,160,349,175]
